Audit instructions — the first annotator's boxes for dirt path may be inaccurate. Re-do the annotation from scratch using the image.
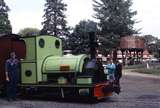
[0,69,160,108]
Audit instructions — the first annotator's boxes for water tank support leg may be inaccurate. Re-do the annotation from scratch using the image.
[61,88,64,98]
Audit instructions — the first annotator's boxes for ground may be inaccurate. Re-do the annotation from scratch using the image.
[0,69,160,108]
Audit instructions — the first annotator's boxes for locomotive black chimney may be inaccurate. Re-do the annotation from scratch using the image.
[89,32,97,59]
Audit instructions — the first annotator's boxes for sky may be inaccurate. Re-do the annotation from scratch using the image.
[5,0,160,38]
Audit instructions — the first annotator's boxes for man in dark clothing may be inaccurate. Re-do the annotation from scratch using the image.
[114,60,122,94]
[5,52,19,101]
[115,61,122,82]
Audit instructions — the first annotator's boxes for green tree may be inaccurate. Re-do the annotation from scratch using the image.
[67,20,98,54]
[0,0,12,35]
[143,35,160,57]
[18,28,40,37]
[93,0,138,52]
[144,35,159,46]
[41,0,69,38]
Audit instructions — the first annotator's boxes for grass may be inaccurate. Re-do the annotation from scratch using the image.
[124,63,160,75]
[124,64,146,69]
[133,68,160,75]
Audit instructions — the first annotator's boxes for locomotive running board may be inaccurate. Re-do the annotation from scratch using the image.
[19,82,113,99]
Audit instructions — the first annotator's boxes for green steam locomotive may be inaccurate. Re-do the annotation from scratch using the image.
[0,33,118,100]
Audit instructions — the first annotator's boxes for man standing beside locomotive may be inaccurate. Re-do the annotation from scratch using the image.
[106,59,116,82]
[5,52,19,101]
[114,60,122,94]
